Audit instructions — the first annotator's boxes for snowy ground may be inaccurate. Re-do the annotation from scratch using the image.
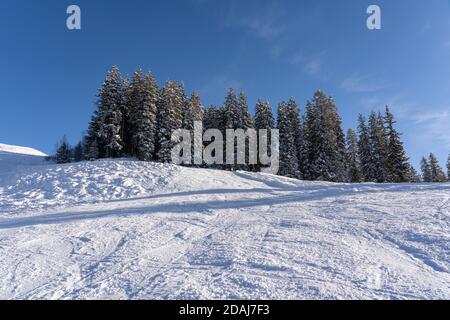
[0,145,448,300]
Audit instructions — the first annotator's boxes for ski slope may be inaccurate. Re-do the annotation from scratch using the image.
[0,146,448,300]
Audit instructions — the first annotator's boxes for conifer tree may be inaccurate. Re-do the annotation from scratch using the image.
[56,135,71,164]
[368,112,387,182]
[357,114,372,182]
[407,165,421,183]
[97,66,125,158]
[303,91,347,182]
[128,70,159,161]
[182,91,203,166]
[429,153,447,182]
[447,155,450,182]
[346,128,363,182]
[277,101,299,178]
[287,98,304,179]
[73,142,84,162]
[254,99,275,169]
[384,106,409,182]
[156,80,184,162]
[421,157,432,183]
[239,92,255,171]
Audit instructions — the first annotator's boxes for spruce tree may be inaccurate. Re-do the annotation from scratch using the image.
[128,70,159,161]
[277,101,299,178]
[357,114,372,182]
[346,128,363,182]
[182,91,204,166]
[239,92,255,171]
[287,98,304,179]
[56,135,71,164]
[447,155,450,182]
[429,153,447,182]
[254,99,275,169]
[303,91,347,182]
[368,112,387,182]
[97,66,125,158]
[73,142,84,162]
[421,157,432,182]
[156,80,184,162]
[385,106,409,182]
[407,165,421,183]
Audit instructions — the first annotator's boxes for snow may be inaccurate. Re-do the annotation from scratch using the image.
[0,151,449,299]
[0,143,47,157]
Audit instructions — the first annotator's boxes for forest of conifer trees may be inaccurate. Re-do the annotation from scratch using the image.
[55,66,450,184]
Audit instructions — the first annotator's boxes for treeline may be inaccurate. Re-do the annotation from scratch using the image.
[56,66,450,183]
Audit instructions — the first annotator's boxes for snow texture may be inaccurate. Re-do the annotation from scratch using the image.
[0,145,448,300]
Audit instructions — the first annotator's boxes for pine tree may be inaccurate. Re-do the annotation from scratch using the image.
[346,128,363,182]
[56,135,71,164]
[277,101,299,178]
[429,153,447,182]
[156,80,184,162]
[421,157,432,182]
[384,106,409,182]
[357,114,372,182]
[97,66,125,158]
[128,70,159,161]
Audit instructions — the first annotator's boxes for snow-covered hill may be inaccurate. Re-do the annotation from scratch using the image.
[0,154,448,299]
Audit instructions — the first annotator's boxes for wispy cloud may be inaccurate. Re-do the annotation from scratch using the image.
[341,74,386,93]
[411,109,450,149]
[223,0,286,41]
[291,51,327,79]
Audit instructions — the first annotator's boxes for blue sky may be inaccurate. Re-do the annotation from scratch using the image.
[1,0,450,168]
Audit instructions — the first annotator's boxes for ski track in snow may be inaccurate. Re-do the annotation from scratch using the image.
[0,153,449,300]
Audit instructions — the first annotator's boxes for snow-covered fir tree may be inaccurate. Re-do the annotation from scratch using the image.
[428,153,447,182]
[239,92,255,171]
[73,141,84,162]
[368,112,388,182]
[202,105,226,168]
[156,80,184,162]
[128,70,159,161]
[384,106,410,182]
[277,101,300,178]
[56,135,71,164]
[254,99,275,168]
[96,66,125,158]
[303,91,347,182]
[357,114,373,182]
[346,128,363,183]
[286,98,304,179]
[447,155,450,182]
[407,165,421,183]
[182,91,204,166]
[420,157,432,182]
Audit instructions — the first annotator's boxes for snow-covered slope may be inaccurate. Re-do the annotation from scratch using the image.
[0,143,47,157]
[0,158,448,300]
